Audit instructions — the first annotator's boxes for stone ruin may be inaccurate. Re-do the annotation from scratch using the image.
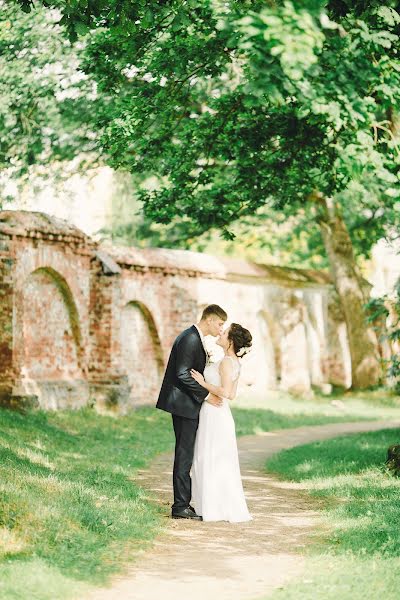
[0,210,352,412]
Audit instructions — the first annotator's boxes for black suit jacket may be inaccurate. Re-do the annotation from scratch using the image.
[156,326,209,419]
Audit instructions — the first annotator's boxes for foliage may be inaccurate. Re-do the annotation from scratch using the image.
[265,427,400,599]
[11,1,400,262]
[0,0,99,199]
[93,3,400,249]
[99,175,329,267]
[385,442,400,476]
[365,279,400,391]
[7,0,399,273]
[134,0,400,250]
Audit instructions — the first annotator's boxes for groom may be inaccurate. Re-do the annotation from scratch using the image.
[156,304,228,520]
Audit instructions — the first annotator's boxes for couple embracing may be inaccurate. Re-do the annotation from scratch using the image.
[156,304,253,523]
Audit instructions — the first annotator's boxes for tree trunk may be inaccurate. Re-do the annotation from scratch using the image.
[316,196,382,388]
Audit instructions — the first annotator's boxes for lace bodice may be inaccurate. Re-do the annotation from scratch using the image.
[203,356,240,387]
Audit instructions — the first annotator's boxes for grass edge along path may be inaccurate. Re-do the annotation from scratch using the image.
[0,400,395,600]
[85,419,400,600]
[262,427,400,600]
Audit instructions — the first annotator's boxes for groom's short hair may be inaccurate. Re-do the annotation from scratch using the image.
[201,304,227,321]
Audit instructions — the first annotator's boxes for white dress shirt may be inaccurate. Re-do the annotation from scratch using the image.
[194,324,207,354]
[193,324,210,401]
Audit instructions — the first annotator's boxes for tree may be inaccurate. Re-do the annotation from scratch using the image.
[0,0,98,198]
[15,0,400,387]
[366,280,400,392]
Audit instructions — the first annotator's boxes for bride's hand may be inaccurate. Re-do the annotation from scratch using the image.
[190,369,205,384]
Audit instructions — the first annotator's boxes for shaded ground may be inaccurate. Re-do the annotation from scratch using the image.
[85,420,400,600]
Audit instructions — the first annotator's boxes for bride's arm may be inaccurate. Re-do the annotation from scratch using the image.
[190,358,235,400]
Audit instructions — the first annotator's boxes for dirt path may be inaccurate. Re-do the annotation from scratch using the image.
[86,420,400,600]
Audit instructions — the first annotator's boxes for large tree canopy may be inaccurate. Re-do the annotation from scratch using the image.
[11,0,400,253]
[10,0,400,242]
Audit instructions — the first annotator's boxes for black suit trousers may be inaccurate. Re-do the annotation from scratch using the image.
[171,414,199,510]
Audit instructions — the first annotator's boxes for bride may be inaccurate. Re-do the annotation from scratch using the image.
[190,323,253,523]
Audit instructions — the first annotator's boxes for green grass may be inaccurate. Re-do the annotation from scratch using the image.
[0,407,174,599]
[0,393,396,600]
[237,386,400,420]
[232,406,372,436]
[261,556,400,600]
[263,427,400,600]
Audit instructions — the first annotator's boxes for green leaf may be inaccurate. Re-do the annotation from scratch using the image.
[141,9,154,29]
[74,21,90,36]
[375,7,400,27]
[270,44,284,56]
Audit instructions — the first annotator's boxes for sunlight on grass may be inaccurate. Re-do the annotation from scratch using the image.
[231,406,371,437]
[0,527,26,557]
[263,428,400,600]
[0,395,397,600]
[237,388,400,420]
[264,555,400,600]
[0,559,90,600]
[0,407,174,599]
[18,447,57,469]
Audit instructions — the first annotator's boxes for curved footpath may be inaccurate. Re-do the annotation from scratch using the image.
[86,420,400,600]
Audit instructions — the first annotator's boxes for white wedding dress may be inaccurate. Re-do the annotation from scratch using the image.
[192,357,252,522]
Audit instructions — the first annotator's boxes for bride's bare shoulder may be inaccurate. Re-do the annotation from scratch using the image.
[219,356,234,371]
[219,356,240,377]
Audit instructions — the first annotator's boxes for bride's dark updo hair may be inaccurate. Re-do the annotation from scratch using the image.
[228,323,252,357]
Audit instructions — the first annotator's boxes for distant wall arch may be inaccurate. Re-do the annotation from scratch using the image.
[120,301,164,406]
[20,267,84,380]
[258,309,281,388]
[279,294,311,393]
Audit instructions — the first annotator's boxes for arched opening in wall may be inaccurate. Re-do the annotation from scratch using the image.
[120,301,164,406]
[279,294,311,393]
[302,298,324,386]
[21,267,84,381]
[258,310,281,389]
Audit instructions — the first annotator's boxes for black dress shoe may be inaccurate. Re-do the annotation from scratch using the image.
[171,507,203,521]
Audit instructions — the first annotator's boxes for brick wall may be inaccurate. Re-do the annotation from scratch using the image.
[0,234,14,403]
[0,210,352,412]
[120,301,164,406]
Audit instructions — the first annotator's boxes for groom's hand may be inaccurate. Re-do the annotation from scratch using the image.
[206,393,223,407]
